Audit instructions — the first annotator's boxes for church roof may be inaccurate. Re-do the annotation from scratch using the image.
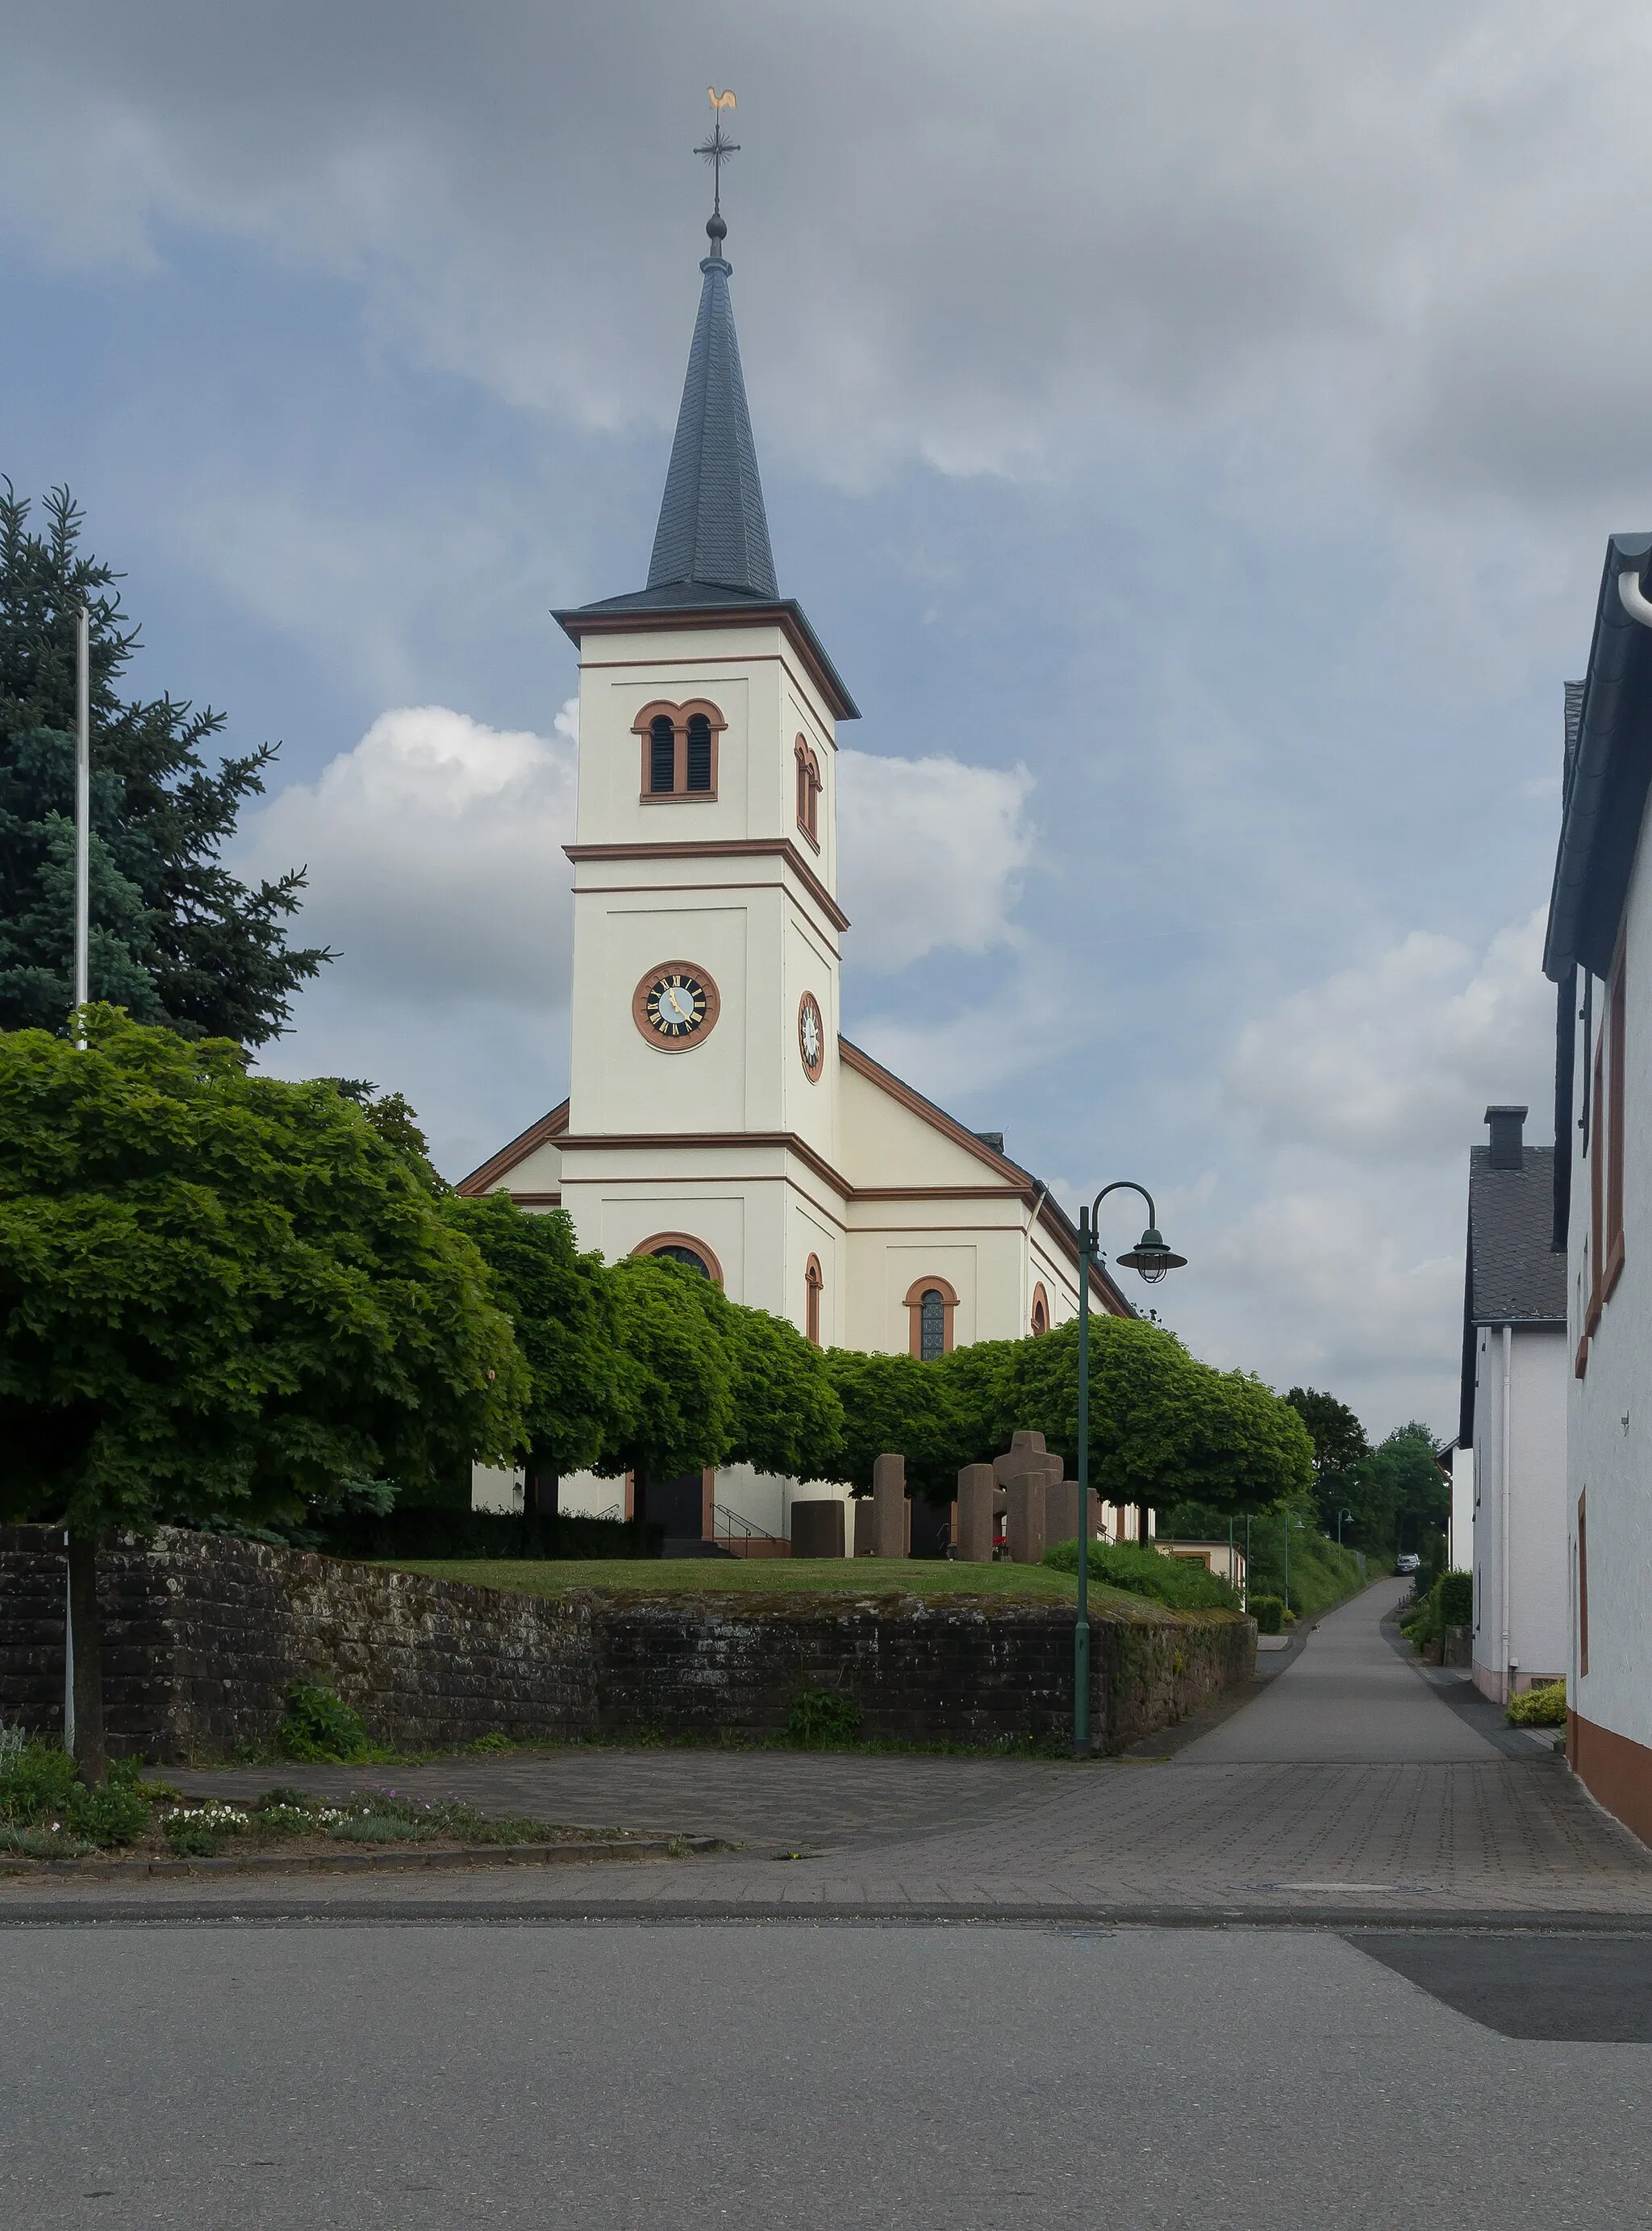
[645,225,777,600]
[553,208,860,722]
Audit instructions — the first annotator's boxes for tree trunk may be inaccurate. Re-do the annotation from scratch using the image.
[67,1528,106,1786]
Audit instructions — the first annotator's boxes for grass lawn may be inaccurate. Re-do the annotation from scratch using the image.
[371,1557,1175,1617]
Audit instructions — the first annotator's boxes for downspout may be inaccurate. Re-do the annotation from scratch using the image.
[1025,1186,1048,1320]
[1500,1323,1513,1699]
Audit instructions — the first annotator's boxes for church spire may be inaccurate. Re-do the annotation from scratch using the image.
[645,102,778,602]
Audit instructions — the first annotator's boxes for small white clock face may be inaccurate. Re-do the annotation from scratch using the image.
[633,963,720,1050]
[798,990,824,1081]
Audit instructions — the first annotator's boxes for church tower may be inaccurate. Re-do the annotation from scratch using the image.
[552,191,860,1341]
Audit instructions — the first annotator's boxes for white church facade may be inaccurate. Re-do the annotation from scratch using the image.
[462,193,1130,1543]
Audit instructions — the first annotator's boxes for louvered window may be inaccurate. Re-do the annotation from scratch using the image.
[649,715,676,794]
[686,714,713,792]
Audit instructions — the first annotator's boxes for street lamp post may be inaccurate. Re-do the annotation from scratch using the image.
[1073,1182,1186,1754]
[1337,1507,1353,1547]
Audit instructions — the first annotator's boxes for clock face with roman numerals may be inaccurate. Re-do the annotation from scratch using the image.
[798,990,824,1081]
[632,962,720,1051]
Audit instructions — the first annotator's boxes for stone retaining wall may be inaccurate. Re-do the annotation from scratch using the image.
[0,1528,1254,1759]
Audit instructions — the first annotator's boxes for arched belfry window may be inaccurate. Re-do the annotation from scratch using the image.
[634,701,724,802]
[805,1254,824,1347]
[795,736,821,846]
[904,1275,958,1361]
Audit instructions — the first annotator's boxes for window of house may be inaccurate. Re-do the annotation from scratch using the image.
[1607,953,1626,1296]
[905,1276,957,1360]
[1031,1282,1049,1336]
[1578,1488,1590,1678]
[805,1254,824,1347]
[636,701,724,801]
[795,737,821,846]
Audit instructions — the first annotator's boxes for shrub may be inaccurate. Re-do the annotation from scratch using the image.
[1249,1595,1285,1635]
[0,1820,97,1859]
[786,1687,864,1747]
[65,1766,152,1847]
[1043,1538,1241,1612]
[0,1738,77,1823]
[1508,1681,1566,1727]
[1437,1570,1473,1626]
[277,1684,373,1763]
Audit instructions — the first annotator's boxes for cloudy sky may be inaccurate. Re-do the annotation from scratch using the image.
[4,0,1637,1434]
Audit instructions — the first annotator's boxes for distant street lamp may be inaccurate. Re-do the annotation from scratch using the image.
[1073,1183,1186,1754]
[1337,1508,1354,1546]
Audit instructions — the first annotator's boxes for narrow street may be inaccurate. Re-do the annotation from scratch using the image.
[5,1585,1651,2229]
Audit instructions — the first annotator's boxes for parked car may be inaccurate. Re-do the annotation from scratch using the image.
[1395,1552,1420,1574]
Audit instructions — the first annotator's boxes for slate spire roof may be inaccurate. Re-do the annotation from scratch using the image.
[644,211,778,602]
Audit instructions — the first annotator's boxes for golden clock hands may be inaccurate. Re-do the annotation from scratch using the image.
[665,985,695,1022]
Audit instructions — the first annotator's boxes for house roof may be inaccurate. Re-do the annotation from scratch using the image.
[1458,1142,1566,1444]
[1545,533,1652,982]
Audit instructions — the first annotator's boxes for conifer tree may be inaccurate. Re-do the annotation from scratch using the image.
[0,482,328,1042]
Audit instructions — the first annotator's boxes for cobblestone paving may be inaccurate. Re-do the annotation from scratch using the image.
[9,1583,1650,1924]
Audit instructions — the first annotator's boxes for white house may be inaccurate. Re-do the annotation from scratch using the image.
[462,192,1132,1545]
[1458,1105,1568,1702]
[1544,540,1652,1846]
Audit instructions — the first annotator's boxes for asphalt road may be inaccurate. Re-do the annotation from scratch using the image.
[6,1581,1649,2227]
[5,1920,1650,2230]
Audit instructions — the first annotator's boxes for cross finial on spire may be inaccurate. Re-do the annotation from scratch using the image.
[695,89,739,253]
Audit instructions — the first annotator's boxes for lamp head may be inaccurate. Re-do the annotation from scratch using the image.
[1116,1224,1187,1286]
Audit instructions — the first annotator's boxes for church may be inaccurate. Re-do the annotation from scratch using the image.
[461,185,1132,1545]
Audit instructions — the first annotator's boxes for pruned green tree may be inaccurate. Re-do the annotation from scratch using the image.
[0,1011,527,1779]
[0,482,328,1042]
[443,1193,625,1484]
[823,1347,978,1502]
[719,1299,844,1482]
[599,1253,738,1483]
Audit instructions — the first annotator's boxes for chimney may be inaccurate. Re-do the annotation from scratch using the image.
[1485,1104,1528,1170]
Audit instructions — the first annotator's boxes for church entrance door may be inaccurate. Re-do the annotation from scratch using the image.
[639,1471,708,1540]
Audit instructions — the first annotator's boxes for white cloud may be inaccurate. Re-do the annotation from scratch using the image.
[1225,907,1554,1162]
[237,700,579,1009]
[837,747,1034,971]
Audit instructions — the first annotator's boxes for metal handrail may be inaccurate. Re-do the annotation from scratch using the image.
[712,1504,778,1541]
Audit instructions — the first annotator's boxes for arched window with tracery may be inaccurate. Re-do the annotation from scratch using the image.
[1031,1282,1050,1337]
[805,1254,824,1346]
[795,736,821,846]
[904,1275,957,1361]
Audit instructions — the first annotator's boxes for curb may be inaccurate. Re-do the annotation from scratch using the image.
[0,1833,728,1883]
[4,1899,1652,1931]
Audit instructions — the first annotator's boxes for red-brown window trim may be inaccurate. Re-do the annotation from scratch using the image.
[631,1232,724,1285]
[1030,1281,1049,1336]
[794,736,821,849]
[904,1274,958,1359]
[804,1253,824,1347]
[633,699,727,802]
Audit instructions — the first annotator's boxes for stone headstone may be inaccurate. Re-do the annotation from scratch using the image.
[867,1451,909,1559]
[1045,1479,1103,1548]
[790,1499,845,1559]
[956,1464,997,1562]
